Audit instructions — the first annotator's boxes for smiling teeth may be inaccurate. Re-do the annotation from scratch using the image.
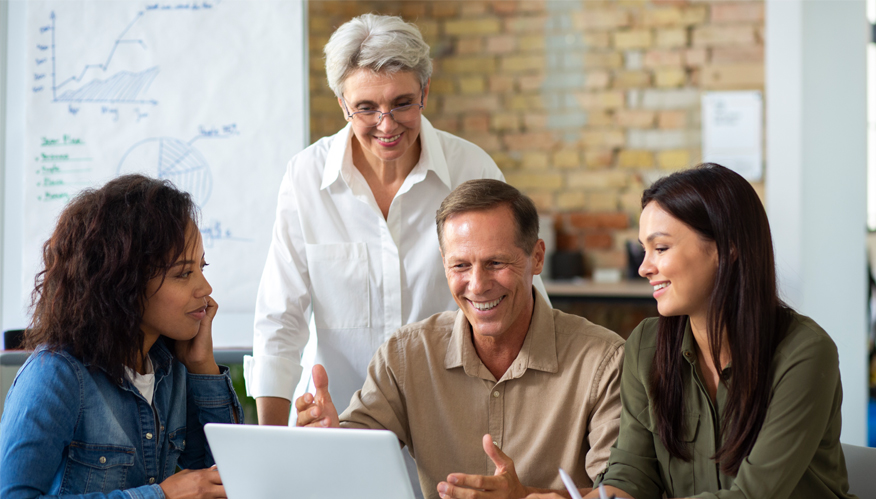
[376,134,401,143]
[472,297,502,311]
[653,283,669,291]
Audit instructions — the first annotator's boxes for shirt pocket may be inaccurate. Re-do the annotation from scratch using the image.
[661,415,700,496]
[305,242,370,329]
[164,427,187,476]
[62,442,135,494]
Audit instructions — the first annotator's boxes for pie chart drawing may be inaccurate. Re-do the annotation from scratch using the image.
[117,137,213,207]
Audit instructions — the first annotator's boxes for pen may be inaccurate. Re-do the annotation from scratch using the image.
[558,468,583,499]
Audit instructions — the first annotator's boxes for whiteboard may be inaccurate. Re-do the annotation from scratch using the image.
[1,0,309,347]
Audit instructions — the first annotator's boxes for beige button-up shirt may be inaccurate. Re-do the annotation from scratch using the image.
[339,291,624,498]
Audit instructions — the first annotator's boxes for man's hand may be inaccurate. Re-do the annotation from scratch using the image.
[294,364,340,428]
[159,466,225,499]
[437,434,529,499]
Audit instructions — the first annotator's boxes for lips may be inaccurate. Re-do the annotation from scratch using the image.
[650,281,670,298]
[469,296,504,311]
[187,305,207,320]
[374,132,402,146]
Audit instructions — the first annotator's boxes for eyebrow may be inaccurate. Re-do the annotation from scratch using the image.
[168,252,206,268]
[639,232,671,244]
[352,93,418,108]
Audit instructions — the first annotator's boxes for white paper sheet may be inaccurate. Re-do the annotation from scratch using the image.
[702,91,764,181]
[23,0,306,346]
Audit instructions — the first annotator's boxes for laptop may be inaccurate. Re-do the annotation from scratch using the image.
[204,423,417,499]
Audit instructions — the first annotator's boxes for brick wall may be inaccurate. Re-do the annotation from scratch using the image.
[308,0,765,275]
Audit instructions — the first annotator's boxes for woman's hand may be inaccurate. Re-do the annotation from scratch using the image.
[175,296,220,375]
[159,467,226,499]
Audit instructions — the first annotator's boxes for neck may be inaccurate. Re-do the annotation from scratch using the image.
[471,296,535,380]
[137,335,158,375]
[689,314,730,370]
[351,135,421,185]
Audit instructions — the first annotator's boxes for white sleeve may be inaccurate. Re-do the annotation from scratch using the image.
[245,162,313,400]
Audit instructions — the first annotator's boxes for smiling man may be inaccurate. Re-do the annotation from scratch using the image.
[295,179,624,499]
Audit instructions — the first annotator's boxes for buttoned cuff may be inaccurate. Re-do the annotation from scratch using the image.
[126,484,165,499]
[242,353,302,400]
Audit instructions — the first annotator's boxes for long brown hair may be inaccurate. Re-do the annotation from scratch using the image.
[643,164,791,475]
[26,175,198,385]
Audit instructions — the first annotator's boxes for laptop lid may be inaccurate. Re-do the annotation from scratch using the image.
[204,423,417,499]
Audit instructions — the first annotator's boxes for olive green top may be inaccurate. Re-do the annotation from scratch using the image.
[597,312,856,499]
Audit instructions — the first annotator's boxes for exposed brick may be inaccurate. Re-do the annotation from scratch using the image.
[613,70,652,88]
[528,192,554,213]
[657,149,693,170]
[518,1,546,14]
[416,20,440,38]
[615,109,657,128]
[311,95,339,113]
[458,76,486,94]
[465,132,502,153]
[700,63,764,89]
[442,57,498,74]
[456,37,484,56]
[492,0,518,15]
[693,25,757,47]
[644,50,684,68]
[711,46,764,65]
[524,113,549,130]
[518,75,544,92]
[640,7,684,27]
[684,48,709,67]
[502,131,562,151]
[461,2,489,16]
[569,212,630,229]
[581,129,626,148]
[502,55,545,72]
[557,192,588,210]
[583,52,625,69]
[585,70,612,89]
[309,15,333,34]
[588,110,614,127]
[568,171,629,190]
[589,193,619,215]
[518,35,546,52]
[505,172,564,190]
[505,15,548,33]
[490,152,519,170]
[654,68,687,88]
[400,3,427,19]
[584,231,614,250]
[680,6,708,25]
[590,249,627,270]
[641,88,700,110]
[584,150,614,168]
[489,75,514,93]
[486,35,517,54]
[658,110,687,129]
[575,91,626,109]
[508,94,544,111]
[618,150,655,169]
[553,149,582,169]
[462,113,490,132]
[442,95,501,114]
[425,116,459,133]
[572,9,631,30]
[431,2,460,18]
[711,2,764,24]
[619,188,644,214]
[583,32,612,49]
[521,151,550,170]
[491,112,521,131]
[430,77,456,95]
[655,28,688,48]
[614,29,654,50]
[628,129,698,150]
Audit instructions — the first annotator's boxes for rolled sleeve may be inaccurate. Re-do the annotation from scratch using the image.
[126,484,166,499]
[181,365,244,469]
[584,342,624,481]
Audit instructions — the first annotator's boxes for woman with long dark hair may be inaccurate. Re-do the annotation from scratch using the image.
[0,175,242,499]
[529,164,855,499]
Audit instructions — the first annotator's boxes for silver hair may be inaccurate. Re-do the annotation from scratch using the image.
[324,14,432,98]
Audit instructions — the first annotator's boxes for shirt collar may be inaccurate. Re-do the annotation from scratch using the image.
[319,116,452,191]
[445,288,558,381]
[680,319,733,374]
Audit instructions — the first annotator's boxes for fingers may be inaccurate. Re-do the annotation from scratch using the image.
[482,434,513,472]
[437,477,485,499]
[312,364,332,403]
[440,473,503,494]
[205,295,219,320]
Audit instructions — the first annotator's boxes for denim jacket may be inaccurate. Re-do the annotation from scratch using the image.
[0,338,244,498]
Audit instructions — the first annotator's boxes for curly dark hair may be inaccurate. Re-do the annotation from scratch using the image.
[26,174,199,385]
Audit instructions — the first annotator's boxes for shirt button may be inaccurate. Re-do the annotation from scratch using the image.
[146,433,153,440]
[99,456,106,464]
[160,425,165,432]
[149,477,155,484]
[492,390,500,398]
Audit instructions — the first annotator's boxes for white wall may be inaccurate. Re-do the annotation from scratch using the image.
[766,0,869,445]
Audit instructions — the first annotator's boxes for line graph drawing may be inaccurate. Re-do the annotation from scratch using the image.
[117,137,213,207]
[47,10,160,105]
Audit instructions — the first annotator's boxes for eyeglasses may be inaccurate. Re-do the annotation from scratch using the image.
[341,90,425,127]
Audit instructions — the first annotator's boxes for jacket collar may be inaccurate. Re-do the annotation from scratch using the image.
[444,288,557,382]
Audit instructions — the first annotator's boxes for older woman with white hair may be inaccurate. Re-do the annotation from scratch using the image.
[245,14,534,427]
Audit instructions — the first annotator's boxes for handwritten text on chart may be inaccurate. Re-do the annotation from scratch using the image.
[36,135,91,202]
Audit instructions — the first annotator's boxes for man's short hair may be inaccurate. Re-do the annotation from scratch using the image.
[436,179,539,253]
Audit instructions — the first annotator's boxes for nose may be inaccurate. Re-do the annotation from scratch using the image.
[195,269,213,298]
[638,251,655,279]
[468,264,491,295]
[375,111,397,132]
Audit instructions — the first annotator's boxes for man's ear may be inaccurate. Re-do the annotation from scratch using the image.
[531,239,546,276]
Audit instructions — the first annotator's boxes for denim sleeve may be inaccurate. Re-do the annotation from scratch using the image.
[0,353,166,499]
[178,364,244,469]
